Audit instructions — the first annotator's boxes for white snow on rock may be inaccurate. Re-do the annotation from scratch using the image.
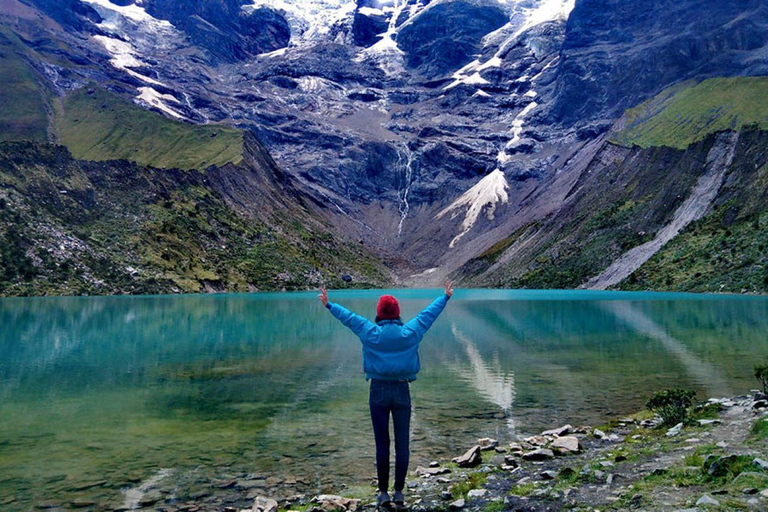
[135,87,186,120]
[436,169,510,248]
[82,0,173,30]
[92,35,165,86]
[244,0,356,44]
[445,71,490,90]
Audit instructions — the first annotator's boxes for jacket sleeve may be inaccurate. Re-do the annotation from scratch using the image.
[327,302,377,342]
[404,294,450,337]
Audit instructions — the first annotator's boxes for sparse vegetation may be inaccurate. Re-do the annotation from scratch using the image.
[755,364,768,394]
[646,388,696,427]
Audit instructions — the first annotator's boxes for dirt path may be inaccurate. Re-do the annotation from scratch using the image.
[584,131,740,291]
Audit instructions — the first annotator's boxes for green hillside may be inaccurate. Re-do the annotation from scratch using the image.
[56,87,243,170]
[620,129,768,294]
[613,77,768,149]
[0,28,49,143]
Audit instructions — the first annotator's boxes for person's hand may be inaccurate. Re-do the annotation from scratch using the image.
[318,287,329,306]
[444,281,454,298]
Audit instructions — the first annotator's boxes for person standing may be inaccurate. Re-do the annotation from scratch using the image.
[318,283,454,509]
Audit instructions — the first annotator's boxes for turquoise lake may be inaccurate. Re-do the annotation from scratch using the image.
[2,289,768,508]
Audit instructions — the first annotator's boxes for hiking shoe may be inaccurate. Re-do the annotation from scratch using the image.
[393,491,405,506]
[377,492,392,507]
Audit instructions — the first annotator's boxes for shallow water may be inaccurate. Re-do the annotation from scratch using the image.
[1,289,767,507]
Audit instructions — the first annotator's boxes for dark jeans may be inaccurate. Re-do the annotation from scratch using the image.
[369,379,411,493]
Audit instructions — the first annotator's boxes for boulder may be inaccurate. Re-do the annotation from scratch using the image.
[477,438,498,451]
[453,446,482,468]
[541,424,572,437]
[666,423,683,437]
[449,498,465,510]
[551,436,580,453]
[311,495,360,512]
[523,435,548,447]
[253,497,279,512]
[696,495,720,506]
[522,449,555,461]
[707,455,742,477]
[540,470,557,480]
[467,489,487,498]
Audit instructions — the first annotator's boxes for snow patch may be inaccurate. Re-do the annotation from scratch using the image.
[444,71,490,91]
[82,0,172,30]
[509,101,538,144]
[92,35,165,86]
[436,169,510,248]
[135,87,186,120]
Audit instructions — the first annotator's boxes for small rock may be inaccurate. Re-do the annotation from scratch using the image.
[477,438,498,451]
[500,465,519,471]
[312,495,360,512]
[429,461,439,468]
[453,446,482,468]
[599,461,614,468]
[440,492,452,500]
[761,489,768,498]
[35,502,60,509]
[593,428,606,439]
[70,499,96,508]
[508,442,523,454]
[666,423,683,437]
[711,489,728,495]
[551,436,580,453]
[753,458,768,470]
[697,419,722,426]
[594,470,605,480]
[650,468,667,476]
[540,471,557,480]
[753,400,767,409]
[716,441,729,448]
[416,466,450,477]
[606,474,614,485]
[449,498,465,510]
[467,489,487,498]
[743,488,759,495]
[696,495,720,506]
[436,478,450,484]
[685,438,701,443]
[522,449,555,461]
[541,425,572,437]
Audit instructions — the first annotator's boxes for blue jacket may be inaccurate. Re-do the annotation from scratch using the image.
[326,294,450,381]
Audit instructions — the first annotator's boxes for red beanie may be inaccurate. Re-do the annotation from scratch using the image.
[376,295,400,320]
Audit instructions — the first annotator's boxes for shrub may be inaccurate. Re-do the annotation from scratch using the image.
[646,388,696,427]
[755,364,768,394]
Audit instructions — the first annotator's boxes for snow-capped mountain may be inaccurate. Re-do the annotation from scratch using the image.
[7,0,768,287]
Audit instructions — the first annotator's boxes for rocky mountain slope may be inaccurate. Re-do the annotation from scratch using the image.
[2,0,768,294]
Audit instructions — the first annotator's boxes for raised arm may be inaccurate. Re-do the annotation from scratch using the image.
[319,288,377,340]
[404,281,453,336]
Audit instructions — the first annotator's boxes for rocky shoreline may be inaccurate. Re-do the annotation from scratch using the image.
[26,392,767,512]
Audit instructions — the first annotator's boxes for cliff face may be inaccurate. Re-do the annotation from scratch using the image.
[547,0,768,126]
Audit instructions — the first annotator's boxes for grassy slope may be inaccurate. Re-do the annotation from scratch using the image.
[0,142,389,296]
[613,77,768,149]
[0,27,49,143]
[56,87,243,170]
